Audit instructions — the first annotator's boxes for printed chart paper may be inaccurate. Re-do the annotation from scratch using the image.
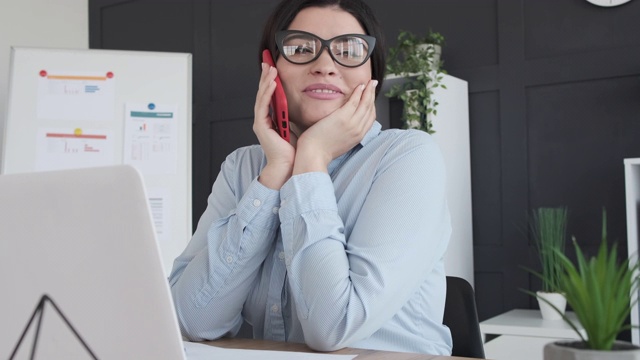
[124,103,178,175]
[147,187,171,243]
[35,128,115,171]
[36,70,116,121]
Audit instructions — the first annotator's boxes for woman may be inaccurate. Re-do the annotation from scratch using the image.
[169,0,452,355]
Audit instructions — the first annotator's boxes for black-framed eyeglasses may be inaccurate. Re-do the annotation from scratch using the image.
[275,30,376,68]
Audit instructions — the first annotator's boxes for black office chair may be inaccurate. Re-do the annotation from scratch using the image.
[443,276,486,359]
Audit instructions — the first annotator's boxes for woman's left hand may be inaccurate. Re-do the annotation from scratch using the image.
[292,79,378,175]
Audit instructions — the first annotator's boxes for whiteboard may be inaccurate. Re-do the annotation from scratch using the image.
[1,47,192,276]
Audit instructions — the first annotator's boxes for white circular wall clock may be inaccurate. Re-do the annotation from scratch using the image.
[586,0,632,6]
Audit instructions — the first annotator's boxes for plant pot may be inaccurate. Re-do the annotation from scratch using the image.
[544,340,640,360]
[537,291,566,321]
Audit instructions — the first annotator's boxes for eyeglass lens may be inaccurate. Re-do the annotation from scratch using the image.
[280,33,371,67]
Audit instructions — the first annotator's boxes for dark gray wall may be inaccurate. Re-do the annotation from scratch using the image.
[89,0,640,323]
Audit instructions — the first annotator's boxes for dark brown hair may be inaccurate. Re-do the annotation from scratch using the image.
[259,0,386,97]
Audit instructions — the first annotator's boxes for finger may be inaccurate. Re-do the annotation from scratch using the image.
[255,65,277,118]
[365,80,379,117]
[360,79,378,109]
[345,83,366,111]
[360,80,377,110]
[257,64,277,99]
[351,80,378,130]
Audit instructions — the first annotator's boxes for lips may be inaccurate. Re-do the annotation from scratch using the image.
[304,83,343,94]
[309,88,340,94]
[303,83,344,99]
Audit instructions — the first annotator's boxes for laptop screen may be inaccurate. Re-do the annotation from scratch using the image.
[0,165,185,359]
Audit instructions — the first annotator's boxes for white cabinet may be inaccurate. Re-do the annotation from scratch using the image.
[624,158,640,344]
[375,74,474,286]
[480,309,585,360]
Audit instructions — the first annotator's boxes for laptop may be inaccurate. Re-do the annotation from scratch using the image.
[0,165,186,359]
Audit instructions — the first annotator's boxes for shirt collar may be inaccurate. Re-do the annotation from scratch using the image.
[327,121,382,175]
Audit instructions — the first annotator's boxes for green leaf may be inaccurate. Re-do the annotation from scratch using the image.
[385,29,447,132]
[522,208,640,350]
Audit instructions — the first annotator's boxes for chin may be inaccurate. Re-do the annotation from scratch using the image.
[304,106,339,122]
[290,103,341,128]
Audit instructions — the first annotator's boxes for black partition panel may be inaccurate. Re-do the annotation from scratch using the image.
[90,0,640,323]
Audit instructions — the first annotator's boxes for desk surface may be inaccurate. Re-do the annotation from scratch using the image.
[204,338,477,360]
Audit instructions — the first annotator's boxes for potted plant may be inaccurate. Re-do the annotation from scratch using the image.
[528,207,569,320]
[536,210,640,359]
[385,29,447,134]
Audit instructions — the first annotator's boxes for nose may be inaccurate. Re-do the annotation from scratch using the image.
[309,46,338,75]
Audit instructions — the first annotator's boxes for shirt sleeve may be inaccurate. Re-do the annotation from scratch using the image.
[278,132,451,351]
[168,148,280,341]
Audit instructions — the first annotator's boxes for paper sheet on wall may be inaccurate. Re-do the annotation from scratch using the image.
[147,187,171,243]
[123,103,178,175]
[35,128,115,171]
[36,70,116,121]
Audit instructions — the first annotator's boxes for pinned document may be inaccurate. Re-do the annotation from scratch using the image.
[123,103,178,175]
[35,127,114,171]
[36,70,116,121]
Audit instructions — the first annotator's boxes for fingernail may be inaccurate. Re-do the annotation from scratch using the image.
[373,80,379,87]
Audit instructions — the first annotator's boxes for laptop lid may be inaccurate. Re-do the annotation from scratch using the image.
[0,165,185,359]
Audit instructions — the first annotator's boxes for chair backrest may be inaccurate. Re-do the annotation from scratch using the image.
[443,276,485,359]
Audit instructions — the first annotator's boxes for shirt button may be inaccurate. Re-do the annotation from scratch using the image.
[272,207,279,214]
[271,304,279,313]
[252,199,261,207]
[226,255,234,264]
[278,252,285,260]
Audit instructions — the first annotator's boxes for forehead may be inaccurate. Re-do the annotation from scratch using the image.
[287,6,366,39]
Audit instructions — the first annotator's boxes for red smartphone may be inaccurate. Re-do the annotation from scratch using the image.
[262,49,290,142]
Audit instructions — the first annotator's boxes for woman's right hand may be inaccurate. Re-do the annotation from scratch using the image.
[253,63,295,190]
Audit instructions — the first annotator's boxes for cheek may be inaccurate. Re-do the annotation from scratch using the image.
[275,64,298,104]
[349,66,373,87]
[278,75,303,120]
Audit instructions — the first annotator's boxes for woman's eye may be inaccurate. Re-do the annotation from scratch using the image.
[332,40,365,58]
[295,45,314,55]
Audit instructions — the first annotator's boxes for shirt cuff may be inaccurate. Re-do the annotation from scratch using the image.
[279,172,338,223]
[236,177,281,230]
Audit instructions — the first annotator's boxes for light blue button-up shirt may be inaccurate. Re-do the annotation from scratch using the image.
[169,122,453,355]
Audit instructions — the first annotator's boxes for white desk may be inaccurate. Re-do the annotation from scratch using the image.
[480,309,585,360]
[205,338,479,359]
